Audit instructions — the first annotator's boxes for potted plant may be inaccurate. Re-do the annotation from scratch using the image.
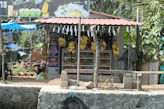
[30,72,35,77]
[24,72,28,76]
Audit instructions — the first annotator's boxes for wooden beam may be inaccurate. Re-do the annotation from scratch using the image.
[132,71,164,74]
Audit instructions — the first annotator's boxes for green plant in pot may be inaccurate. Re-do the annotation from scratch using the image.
[36,72,46,80]
[29,72,36,77]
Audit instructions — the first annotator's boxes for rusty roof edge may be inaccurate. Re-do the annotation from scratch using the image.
[34,18,143,26]
[90,11,122,19]
[90,11,143,25]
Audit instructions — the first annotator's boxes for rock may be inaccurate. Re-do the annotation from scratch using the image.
[85,81,94,89]
[60,71,69,88]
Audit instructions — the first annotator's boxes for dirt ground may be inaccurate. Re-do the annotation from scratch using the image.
[0,76,87,86]
[1,76,164,91]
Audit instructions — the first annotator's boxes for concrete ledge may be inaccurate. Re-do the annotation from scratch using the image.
[0,84,41,109]
[1,85,164,109]
[38,87,164,109]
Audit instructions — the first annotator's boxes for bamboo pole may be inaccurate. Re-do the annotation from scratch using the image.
[77,18,81,86]
[0,18,5,82]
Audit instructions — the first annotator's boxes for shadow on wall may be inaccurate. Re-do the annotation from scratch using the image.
[0,87,41,109]
[59,96,88,109]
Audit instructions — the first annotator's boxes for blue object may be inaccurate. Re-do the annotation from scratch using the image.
[162,37,164,41]
[2,22,24,30]
[2,22,37,31]
[20,24,37,30]
[160,64,164,84]
[5,43,23,51]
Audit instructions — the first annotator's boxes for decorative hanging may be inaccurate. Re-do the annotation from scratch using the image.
[87,30,90,37]
[74,25,77,36]
[82,25,85,32]
[66,25,69,35]
[42,27,45,30]
[91,31,93,37]
[96,25,100,34]
[57,26,60,33]
[126,26,129,32]
[70,25,73,36]
[117,26,120,34]
[112,26,116,36]
[53,26,56,32]
[62,25,65,34]
[97,26,100,31]
[108,26,111,35]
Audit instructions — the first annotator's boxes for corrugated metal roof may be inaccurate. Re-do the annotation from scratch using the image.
[35,17,142,26]
[34,11,143,26]
[90,11,123,19]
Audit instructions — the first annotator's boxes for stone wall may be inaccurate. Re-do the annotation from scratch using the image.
[0,85,41,109]
[1,85,164,109]
[67,74,121,83]
[38,87,164,109]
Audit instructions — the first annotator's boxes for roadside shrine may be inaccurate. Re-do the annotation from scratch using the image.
[34,11,143,81]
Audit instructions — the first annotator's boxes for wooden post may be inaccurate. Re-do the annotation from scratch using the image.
[128,26,131,70]
[0,18,5,82]
[30,31,33,62]
[136,26,140,70]
[45,24,48,79]
[136,6,141,70]
[90,25,100,88]
[137,74,142,91]
[77,18,81,86]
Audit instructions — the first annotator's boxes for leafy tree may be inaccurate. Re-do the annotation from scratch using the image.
[91,0,164,63]
[14,29,46,48]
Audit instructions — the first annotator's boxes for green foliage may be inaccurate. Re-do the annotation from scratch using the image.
[124,28,137,48]
[90,0,119,15]
[141,0,164,62]
[14,29,46,48]
[104,78,109,85]
[91,0,164,62]
[36,72,46,80]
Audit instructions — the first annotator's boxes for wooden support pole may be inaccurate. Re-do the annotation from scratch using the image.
[136,26,140,70]
[90,25,100,88]
[136,6,141,71]
[45,24,49,79]
[128,26,131,70]
[0,18,5,82]
[77,18,81,86]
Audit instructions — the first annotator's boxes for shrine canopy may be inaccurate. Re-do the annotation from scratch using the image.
[1,22,37,31]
